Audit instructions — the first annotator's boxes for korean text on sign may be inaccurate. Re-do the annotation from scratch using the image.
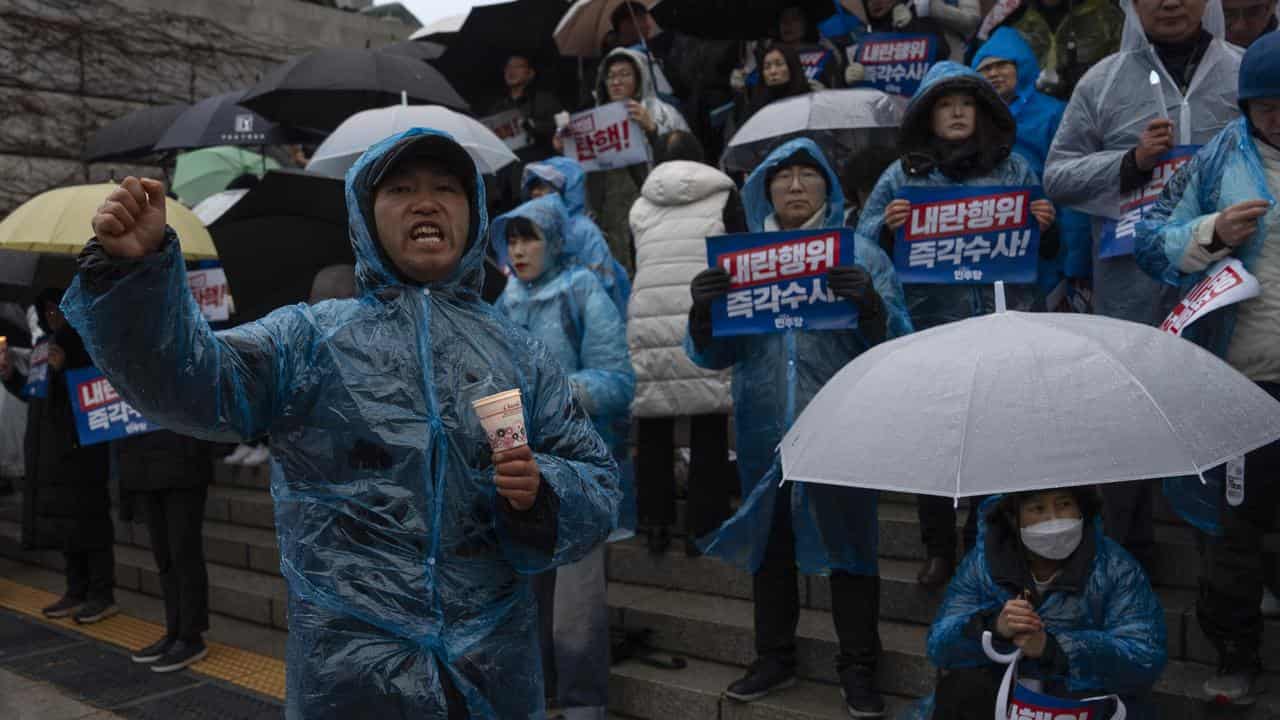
[706,228,858,337]
[187,268,231,322]
[1161,258,1260,336]
[562,102,649,172]
[480,109,531,151]
[894,185,1041,285]
[64,367,158,446]
[852,33,937,98]
[1099,145,1199,259]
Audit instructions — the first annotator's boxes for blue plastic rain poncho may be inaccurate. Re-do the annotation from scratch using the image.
[905,496,1167,720]
[855,62,1047,331]
[62,128,620,719]
[521,157,632,316]
[492,194,638,540]
[1043,0,1242,324]
[691,138,912,576]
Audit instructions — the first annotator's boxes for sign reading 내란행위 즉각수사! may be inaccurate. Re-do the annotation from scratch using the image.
[706,228,858,337]
[562,102,649,172]
[894,185,1042,285]
[64,366,158,446]
[1099,145,1199,259]
[851,33,939,98]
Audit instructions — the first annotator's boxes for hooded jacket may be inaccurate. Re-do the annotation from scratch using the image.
[492,195,637,539]
[62,128,620,719]
[906,496,1166,719]
[690,138,912,575]
[856,62,1048,330]
[521,157,631,315]
[628,160,734,418]
[1043,0,1242,326]
[594,47,690,140]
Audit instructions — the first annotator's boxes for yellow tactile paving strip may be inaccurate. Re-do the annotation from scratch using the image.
[0,577,285,700]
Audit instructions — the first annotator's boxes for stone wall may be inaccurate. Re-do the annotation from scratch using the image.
[0,0,411,215]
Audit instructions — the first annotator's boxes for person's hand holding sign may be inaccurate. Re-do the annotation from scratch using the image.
[884,199,911,231]
[91,177,168,259]
[827,265,887,345]
[1213,200,1272,249]
[1134,119,1176,171]
[1030,199,1055,231]
[625,100,657,135]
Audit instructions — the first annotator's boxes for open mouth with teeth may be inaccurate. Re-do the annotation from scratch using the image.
[409,221,446,245]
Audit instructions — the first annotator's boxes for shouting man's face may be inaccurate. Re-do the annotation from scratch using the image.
[373,159,470,284]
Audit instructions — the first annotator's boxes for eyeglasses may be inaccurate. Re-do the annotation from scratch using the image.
[770,169,826,189]
[606,69,635,83]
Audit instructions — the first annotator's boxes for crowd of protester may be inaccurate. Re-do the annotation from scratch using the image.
[0,0,1278,717]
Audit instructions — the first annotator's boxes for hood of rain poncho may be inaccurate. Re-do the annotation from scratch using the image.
[596,46,660,104]
[972,27,1041,102]
[490,194,571,284]
[741,137,846,231]
[972,27,1068,179]
[1238,29,1280,108]
[523,156,588,217]
[899,62,1016,170]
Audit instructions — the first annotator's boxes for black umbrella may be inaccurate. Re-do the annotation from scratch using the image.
[240,49,470,132]
[83,102,190,162]
[377,40,446,63]
[208,169,353,324]
[0,251,77,306]
[651,0,864,40]
[152,91,305,152]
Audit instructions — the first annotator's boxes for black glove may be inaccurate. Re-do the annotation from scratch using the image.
[688,267,731,351]
[827,265,887,345]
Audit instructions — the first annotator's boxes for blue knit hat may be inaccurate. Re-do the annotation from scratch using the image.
[1239,30,1280,109]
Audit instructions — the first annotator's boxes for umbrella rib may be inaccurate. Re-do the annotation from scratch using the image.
[951,347,983,507]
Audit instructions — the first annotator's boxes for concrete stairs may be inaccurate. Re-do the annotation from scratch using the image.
[2,461,1280,718]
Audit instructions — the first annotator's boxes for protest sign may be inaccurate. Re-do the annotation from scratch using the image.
[22,339,49,399]
[562,102,649,172]
[894,186,1041,284]
[1099,145,1199,258]
[480,109,531,152]
[188,267,231,322]
[706,228,857,337]
[1161,258,1260,336]
[1008,683,1112,720]
[850,33,939,97]
[797,47,836,84]
[65,367,158,446]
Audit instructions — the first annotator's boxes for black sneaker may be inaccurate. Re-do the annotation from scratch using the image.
[41,595,85,619]
[725,656,796,702]
[151,638,208,673]
[72,599,118,624]
[132,636,176,664]
[841,667,886,718]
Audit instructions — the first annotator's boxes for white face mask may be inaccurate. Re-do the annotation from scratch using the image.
[1020,518,1084,561]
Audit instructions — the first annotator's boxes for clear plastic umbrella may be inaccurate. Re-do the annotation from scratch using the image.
[721,88,905,174]
[781,301,1280,500]
[306,105,519,179]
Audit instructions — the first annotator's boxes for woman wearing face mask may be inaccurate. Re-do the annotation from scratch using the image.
[904,487,1167,720]
[492,194,636,720]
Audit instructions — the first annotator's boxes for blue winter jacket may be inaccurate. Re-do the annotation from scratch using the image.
[856,62,1049,330]
[521,157,631,315]
[906,497,1167,719]
[62,128,620,719]
[493,194,638,540]
[690,137,912,575]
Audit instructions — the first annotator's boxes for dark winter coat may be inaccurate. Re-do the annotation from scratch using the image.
[113,430,213,522]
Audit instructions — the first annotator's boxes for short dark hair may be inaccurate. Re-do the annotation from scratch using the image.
[658,131,706,164]
[611,1,649,30]
[506,216,539,241]
[991,486,1104,536]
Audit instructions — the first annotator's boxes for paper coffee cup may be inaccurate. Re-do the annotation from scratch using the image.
[472,389,527,451]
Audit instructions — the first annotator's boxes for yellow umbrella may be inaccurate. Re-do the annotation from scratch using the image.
[0,183,217,260]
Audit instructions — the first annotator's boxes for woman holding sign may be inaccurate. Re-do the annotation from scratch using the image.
[855,61,1058,589]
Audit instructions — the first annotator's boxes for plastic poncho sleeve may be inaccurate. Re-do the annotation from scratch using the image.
[1043,89,1132,218]
[567,277,635,419]
[61,231,315,443]
[682,317,740,371]
[1134,150,1216,286]
[859,236,914,341]
[926,548,1007,668]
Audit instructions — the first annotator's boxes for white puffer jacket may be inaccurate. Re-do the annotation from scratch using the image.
[628,161,733,417]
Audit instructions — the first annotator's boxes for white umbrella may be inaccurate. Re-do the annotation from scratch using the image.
[554,0,658,57]
[721,88,905,173]
[191,189,249,226]
[306,105,519,179]
[780,305,1280,500]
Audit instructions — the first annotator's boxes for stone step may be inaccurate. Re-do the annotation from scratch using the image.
[607,581,1280,716]
[205,484,275,530]
[113,516,281,577]
[212,459,272,491]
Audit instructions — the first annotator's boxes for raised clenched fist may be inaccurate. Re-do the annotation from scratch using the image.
[91,176,168,259]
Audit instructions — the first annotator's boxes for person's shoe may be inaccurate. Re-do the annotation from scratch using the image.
[222,443,253,465]
[241,445,271,466]
[724,657,796,702]
[151,638,208,673]
[1262,586,1280,619]
[916,556,954,588]
[41,595,85,619]
[1204,667,1262,705]
[132,636,176,664]
[840,667,886,718]
[72,599,118,624]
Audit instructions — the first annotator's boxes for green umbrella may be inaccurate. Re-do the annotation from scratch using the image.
[172,146,280,207]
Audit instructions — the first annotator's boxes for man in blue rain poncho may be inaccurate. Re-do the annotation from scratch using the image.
[492,194,635,720]
[687,138,912,717]
[1134,31,1280,705]
[62,129,621,719]
[522,157,631,315]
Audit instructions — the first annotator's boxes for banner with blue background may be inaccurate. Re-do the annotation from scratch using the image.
[65,367,158,446]
[894,185,1042,284]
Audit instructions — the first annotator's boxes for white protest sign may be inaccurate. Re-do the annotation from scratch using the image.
[187,268,232,322]
[1160,258,1260,336]
[562,102,649,172]
[481,109,531,151]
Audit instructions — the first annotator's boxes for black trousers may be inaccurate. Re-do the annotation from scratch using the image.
[754,484,880,673]
[1101,480,1156,572]
[65,547,114,604]
[1197,381,1280,665]
[931,666,1001,719]
[142,487,210,640]
[636,414,734,538]
[917,496,983,560]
